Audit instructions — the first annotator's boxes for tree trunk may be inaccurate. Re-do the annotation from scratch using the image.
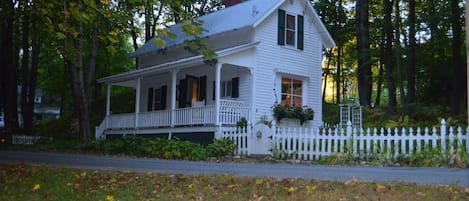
[406,0,416,115]
[394,0,405,109]
[65,1,91,143]
[145,0,152,42]
[20,1,34,134]
[1,0,19,134]
[86,25,99,108]
[356,0,372,107]
[450,0,464,117]
[23,15,40,135]
[375,36,386,107]
[336,45,341,104]
[384,0,397,115]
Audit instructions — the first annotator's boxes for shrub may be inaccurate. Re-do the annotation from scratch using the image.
[207,138,237,158]
[143,138,208,160]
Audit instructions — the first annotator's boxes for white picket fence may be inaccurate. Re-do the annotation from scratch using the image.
[11,135,45,145]
[219,119,469,161]
[217,127,249,155]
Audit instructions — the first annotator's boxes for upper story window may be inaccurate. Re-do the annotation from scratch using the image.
[285,14,296,46]
[278,9,304,50]
[281,77,302,106]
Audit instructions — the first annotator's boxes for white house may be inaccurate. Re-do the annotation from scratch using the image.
[95,0,335,140]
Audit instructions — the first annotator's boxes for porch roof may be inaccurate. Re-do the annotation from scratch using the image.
[97,41,260,87]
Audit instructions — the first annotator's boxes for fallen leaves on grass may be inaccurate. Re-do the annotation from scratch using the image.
[1,164,469,201]
[32,184,40,191]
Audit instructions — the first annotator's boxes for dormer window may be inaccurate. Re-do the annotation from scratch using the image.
[278,9,304,50]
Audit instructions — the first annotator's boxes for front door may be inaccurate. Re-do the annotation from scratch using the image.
[178,75,206,108]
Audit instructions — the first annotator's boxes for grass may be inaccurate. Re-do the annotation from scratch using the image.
[1,164,468,201]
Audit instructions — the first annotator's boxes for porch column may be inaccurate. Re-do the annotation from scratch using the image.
[215,63,222,126]
[249,67,255,125]
[105,84,111,128]
[135,77,142,129]
[170,69,178,127]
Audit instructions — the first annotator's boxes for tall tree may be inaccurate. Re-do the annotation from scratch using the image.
[394,0,405,108]
[449,0,464,117]
[0,0,20,134]
[356,0,372,106]
[19,0,41,135]
[406,0,416,115]
[384,0,396,114]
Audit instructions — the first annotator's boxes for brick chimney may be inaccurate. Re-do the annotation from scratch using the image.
[224,0,242,7]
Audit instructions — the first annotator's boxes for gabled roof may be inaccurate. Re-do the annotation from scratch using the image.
[130,0,335,58]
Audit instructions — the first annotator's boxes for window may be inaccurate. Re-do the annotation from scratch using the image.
[147,86,167,111]
[221,80,233,98]
[212,77,239,100]
[285,14,296,46]
[281,78,302,106]
[278,9,304,50]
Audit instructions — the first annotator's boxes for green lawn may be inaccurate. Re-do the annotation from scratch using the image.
[1,164,468,201]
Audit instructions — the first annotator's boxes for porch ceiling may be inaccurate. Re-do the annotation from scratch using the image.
[97,42,260,86]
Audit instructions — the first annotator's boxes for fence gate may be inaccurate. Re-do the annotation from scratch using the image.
[248,123,273,156]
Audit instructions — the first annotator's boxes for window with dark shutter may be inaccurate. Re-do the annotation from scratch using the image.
[297,15,304,50]
[278,9,286,45]
[161,85,167,110]
[212,81,215,100]
[178,79,187,108]
[199,76,207,101]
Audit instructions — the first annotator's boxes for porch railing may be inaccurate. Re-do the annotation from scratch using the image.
[108,113,135,129]
[139,110,171,128]
[101,99,250,131]
[174,106,216,126]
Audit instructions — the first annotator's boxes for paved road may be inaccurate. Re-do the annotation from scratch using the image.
[1,151,468,187]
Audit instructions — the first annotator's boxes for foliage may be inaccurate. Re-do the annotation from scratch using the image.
[34,115,79,140]
[317,137,468,168]
[258,115,273,128]
[272,103,314,125]
[236,117,248,130]
[2,164,469,201]
[207,138,237,158]
[268,142,297,160]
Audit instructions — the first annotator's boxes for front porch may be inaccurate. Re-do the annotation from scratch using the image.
[96,99,251,139]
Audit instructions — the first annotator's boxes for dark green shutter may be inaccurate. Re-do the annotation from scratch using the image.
[278,9,286,46]
[161,85,167,110]
[212,81,215,100]
[178,79,187,108]
[199,76,207,102]
[231,77,239,98]
[147,88,154,111]
[297,15,304,50]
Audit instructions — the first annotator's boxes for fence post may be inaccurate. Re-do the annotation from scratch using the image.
[441,118,447,153]
[346,121,353,154]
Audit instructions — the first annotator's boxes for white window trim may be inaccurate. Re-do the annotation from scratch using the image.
[275,71,308,106]
[285,12,297,47]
